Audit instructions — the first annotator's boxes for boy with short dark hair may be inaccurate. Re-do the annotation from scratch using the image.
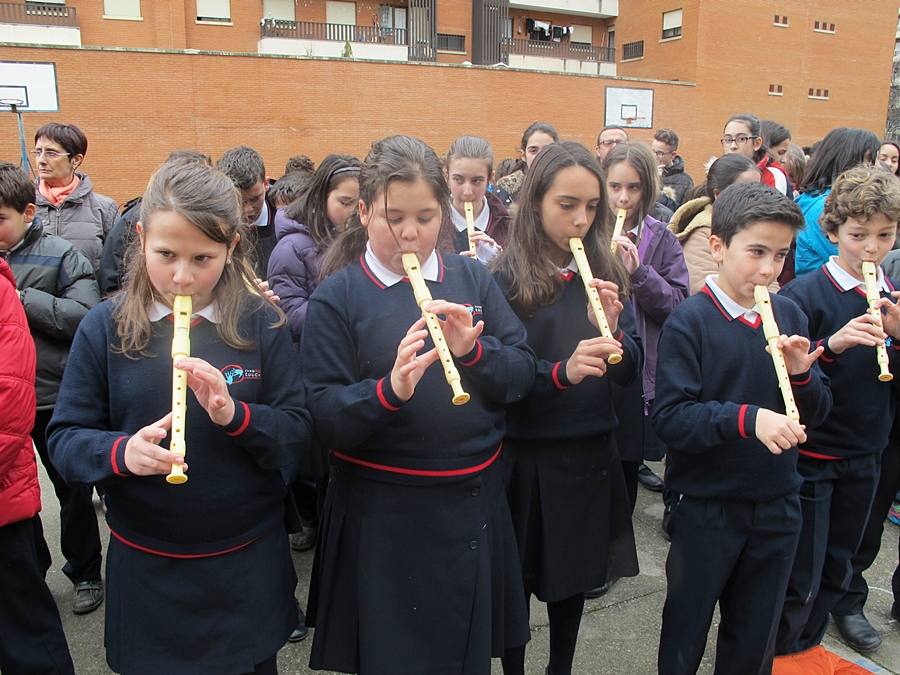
[0,161,103,615]
[775,165,900,665]
[653,182,832,674]
[217,145,277,277]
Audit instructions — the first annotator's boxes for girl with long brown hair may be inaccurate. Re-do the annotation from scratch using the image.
[493,141,640,675]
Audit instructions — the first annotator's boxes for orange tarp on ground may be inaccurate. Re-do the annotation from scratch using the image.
[772,645,875,675]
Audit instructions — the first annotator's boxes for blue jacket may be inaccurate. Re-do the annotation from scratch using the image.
[795,190,835,275]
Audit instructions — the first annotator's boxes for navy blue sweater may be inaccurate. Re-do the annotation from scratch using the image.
[300,253,535,477]
[780,265,900,459]
[653,287,832,501]
[47,298,313,556]
[495,271,642,441]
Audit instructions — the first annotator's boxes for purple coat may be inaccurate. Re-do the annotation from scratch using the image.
[614,215,689,463]
[630,215,690,400]
[267,209,323,344]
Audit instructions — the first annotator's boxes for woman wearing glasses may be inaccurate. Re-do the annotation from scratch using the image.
[33,123,118,273]
[721,113,792,197]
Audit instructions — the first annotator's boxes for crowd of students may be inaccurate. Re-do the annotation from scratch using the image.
[1,114,900,675]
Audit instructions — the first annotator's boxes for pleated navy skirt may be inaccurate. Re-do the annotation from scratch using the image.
[307,458,530,674]
[504,435,639,602]
[104,525,296,675]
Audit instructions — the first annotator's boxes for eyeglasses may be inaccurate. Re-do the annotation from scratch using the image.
[33,149,70,160]
[653,150,674,158]
[599,139,625,147]
[720,135,758,146]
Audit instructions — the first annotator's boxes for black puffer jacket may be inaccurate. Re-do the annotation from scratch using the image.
[3,219,100,409]
[660,156,695,210]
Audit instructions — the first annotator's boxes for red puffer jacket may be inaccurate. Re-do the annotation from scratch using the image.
[0,257,39,527]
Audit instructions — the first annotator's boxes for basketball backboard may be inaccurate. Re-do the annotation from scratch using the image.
[0,61,59,112]
[604,86,653,129]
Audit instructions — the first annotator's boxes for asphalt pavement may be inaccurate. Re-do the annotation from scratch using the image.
[36,461,900,674]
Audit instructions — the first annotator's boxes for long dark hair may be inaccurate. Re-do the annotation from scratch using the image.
[707,154,760,202]
[320,136,452,278]
[494,141,628,314]
[760,120,791,161]
[602,142,660,228]
[799,127,881,194]
[285,153,361,249]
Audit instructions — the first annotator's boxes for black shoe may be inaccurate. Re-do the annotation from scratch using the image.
[288,623,309,643]
[290,523,317,552]
[585,577,618,600]
[637,464,664,492]
[832,612,882,652]
[73,580,104,615]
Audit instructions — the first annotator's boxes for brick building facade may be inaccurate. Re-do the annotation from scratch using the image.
[0,0,894,203]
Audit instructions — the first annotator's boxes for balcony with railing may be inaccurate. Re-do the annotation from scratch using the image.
[501,38,615,75]
[508,0,616,19]
[259,18,409,61]
[0,2,80,45]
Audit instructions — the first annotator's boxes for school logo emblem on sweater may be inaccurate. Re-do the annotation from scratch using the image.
[221,364,262,385]
[462,304,483,320]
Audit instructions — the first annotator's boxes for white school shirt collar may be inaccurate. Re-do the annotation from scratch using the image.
[450,197,490,234]
[825,256,890,293]
[148,300,221,324]
[704,275,759,323]
[364,242,440,287]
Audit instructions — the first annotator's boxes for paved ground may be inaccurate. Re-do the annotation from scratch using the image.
[38,461,900,674]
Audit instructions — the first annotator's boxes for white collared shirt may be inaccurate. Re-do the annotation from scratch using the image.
[825,256,890,294]
[253,199,269,228]
[450,197,490,234]
[560,258,579,276]
[705,275,760,323]
[148,300,221,323]
[364,242,440,287]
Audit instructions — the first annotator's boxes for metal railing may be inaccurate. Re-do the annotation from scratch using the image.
[622,40,643,59]
[501,38,614,63]
[436,33,465,52]
[0,2,77,27]
[261,19,407,46]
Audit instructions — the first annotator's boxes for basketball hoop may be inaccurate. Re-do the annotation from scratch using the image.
[623,116,636,126]
[0,97,24,109]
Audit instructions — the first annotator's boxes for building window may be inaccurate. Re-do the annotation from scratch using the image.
[607,26,615,50]
[622,40,644,60]
[662,9,682,39]
[104,0,141,18]
[571,24,592,45]
[196,0,230,22]
[768,83,783,96]
[773,14,789,27]
[503,17,512,39]
[263,0,294,21]
[814,20,836,33]
[436,33,465,52]
[326,1,356,26]
[808,88,830,100]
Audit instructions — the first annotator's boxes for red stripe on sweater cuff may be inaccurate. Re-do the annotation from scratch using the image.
[790,371,812,387]
[738,404,749,439]
[226,401,251,437]
[551,361,568,390]
[459,339,483,367]
[110,435,129,476]
[376,378,401,412]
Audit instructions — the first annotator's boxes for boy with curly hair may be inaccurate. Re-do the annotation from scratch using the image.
[776,165,900,664]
